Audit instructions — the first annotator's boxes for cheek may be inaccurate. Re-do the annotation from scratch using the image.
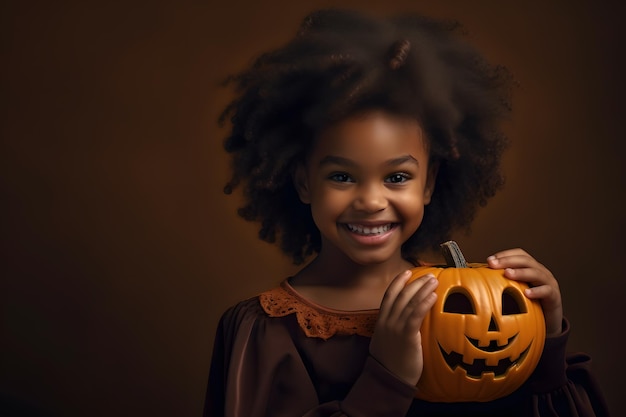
[310,189,347,225]
[395,192,427,224]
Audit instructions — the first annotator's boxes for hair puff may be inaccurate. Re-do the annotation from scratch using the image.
[219,8,512,264]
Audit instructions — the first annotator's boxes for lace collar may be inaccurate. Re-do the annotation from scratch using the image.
[258,279,379,340]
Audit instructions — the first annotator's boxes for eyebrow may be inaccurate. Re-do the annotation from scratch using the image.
[318,154,420,168]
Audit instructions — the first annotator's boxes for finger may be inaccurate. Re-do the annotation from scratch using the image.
[488,253,539,270]
[398,279,438,325]
[523,285,548,299]
[378,270,413,322]
[404,292,438,332]
[503,267,548,284]
[505,267,558,293]
[523,284,559,304]
[385,273,435,322]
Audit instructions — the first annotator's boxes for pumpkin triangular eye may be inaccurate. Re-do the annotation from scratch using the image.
[502,287,527,315]
[443,288,475,314]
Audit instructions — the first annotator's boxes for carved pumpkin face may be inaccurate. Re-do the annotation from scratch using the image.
[409,263,545,402]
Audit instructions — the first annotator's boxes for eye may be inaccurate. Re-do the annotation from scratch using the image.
[385,172,410,184]
[502,288,527,315]
[329,172,354,183]
[443,288,476,314]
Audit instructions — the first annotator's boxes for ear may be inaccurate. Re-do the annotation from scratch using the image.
[423,160,439,205]
[293,164,311,204]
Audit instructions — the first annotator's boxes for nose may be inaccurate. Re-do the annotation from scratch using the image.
[352,182,387,213]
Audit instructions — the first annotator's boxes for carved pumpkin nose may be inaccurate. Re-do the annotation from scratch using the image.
[488,315,498,332]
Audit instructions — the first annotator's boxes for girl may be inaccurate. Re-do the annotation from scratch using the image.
[204,8,609,417]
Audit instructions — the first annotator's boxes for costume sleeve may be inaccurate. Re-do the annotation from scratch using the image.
[203,299,417,417]
[524,319,610,417]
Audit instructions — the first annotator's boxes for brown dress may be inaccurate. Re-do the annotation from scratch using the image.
[204,279,610,417]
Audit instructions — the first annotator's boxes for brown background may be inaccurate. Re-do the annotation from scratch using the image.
[1,1,624,416]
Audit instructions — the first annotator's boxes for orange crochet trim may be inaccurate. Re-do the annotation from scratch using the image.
[259,280,378,341]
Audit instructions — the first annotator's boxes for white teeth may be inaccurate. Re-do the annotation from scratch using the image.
[346,223,392,235]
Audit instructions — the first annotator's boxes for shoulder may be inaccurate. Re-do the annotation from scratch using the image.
[218,295,266,331]
[216,282,291,336]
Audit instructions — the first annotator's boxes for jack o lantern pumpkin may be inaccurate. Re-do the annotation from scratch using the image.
[408,241,545,402]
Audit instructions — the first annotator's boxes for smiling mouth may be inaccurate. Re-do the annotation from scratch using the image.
[438,342,532,379]
[345,223,394,236]
[467,334,517,352]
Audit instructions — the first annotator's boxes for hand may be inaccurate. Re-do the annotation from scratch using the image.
[369,270,438,385]
[487,248,563,337]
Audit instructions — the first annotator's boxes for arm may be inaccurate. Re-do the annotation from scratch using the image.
[488,250,610,416]
[203,297,419,417]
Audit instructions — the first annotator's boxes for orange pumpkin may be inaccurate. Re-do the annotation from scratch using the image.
[408,241,545,402]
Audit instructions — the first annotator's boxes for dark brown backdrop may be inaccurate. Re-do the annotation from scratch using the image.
[1,1,624,416]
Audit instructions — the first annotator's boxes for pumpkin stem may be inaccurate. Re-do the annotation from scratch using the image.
[440,241,468,268]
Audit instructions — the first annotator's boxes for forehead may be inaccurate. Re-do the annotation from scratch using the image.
[310,110,428,162]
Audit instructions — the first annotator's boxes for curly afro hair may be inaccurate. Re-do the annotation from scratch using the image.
[220,8,512,264]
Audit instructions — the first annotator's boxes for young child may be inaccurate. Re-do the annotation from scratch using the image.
[204,8,609,417]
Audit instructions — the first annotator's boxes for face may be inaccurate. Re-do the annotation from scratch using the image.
[295,110,436,266]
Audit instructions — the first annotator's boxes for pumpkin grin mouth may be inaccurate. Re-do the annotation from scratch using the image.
[438,342,532,379]
[466,334,517,352]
